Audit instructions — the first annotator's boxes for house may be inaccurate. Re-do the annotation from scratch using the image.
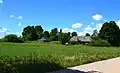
[69,36,91,44]
[38,37,50,42]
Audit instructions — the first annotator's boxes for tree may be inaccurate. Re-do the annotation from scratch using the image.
[60,29,62,33]
[72,32,77,37]
[35,25,44,39]
[22,26,33,40]
[30,26,38,40]
[91,30,98,38]
[3,34,24,43]
[60,32,71,45]
[50,28,58,41]
[22,25,43,41]
[98,21,120,46]
[85,33,90,36]
[43,31,50,38]
[58,29,62,41]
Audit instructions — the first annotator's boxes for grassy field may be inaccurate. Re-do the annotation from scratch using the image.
[0,42,120,73]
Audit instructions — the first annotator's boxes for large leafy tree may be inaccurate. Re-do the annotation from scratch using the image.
[22,26,33,40]
[35,25,44,39]
[43,31,50,38]
[60,32,71,45]
[91,30,98,38]
[85,33,90,36]
[72,32,77,37]
[22,25,43,41]
[50,28,58,41]
[99,21,120,46]
[58,29,62,41]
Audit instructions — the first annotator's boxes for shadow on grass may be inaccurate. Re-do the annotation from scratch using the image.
[0,55,103,73]
[0,56,65,73]
[48,69,102,73]
[15,61,65,73]
[0,60,102,73]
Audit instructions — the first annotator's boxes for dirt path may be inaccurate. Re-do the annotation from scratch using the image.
[50,57,120,73]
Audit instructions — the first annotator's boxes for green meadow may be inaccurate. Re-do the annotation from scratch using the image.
[0,42,120,73]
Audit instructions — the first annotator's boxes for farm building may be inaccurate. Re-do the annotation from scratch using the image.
[70,36,91,44]
[38,37,50,42]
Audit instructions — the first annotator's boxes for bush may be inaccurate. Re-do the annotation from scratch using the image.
[3,34,24,43]
[89,38,111,47]
[0,39,4,42]
[0,55,64,73]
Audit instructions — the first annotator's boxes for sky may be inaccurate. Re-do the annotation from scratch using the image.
[1,0,120,38]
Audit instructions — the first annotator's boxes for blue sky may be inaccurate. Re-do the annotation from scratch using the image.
[0,0,120,38]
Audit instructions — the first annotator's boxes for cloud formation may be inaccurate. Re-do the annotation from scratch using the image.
[0,0,3,4]
[72,23,83,29]
[18,22,22,26]
[62,28,77,33]
[9,15,14,18]
[9,14,23,26]
[9,14,23,20]
[0,26,9,38]
[17,16,23,20]
[0,26,8,33]
[116,20,120,28]
[92,14,103,21]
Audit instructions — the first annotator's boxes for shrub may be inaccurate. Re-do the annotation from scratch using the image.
[0,55,64,73]
[0,39,4,42]
[3,34,24,43]
[89,38,111,47]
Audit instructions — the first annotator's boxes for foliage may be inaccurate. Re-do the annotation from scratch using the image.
[59,32,71,45]
[0,55,64,73]
[43,31,50,38]
[85,33,90,36]
[0,39,4,42]
[35,25,44,39]
[22,25,43,41]
[91,30,98,38]
[3,34,24,43]
[89,37,111,47]
[50,28,59,41]
[99,21,120,46]
[72,32,77,37]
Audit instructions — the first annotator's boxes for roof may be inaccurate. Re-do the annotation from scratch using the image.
[70,36,91,42]
[39,37,49,41]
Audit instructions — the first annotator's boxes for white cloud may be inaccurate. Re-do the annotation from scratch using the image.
[0,27,8,32]
[95,23,102,31]
[92,14,103,21]
[85,25,93,31]
[18,22,22,26]
[9,15,23,20]
[116,20,120,28]
[91,22,94,25]
[61,22,102,36]
[62,28,77,33]
[0,27,9,38]
[9,15,14,18]
[0,0,3,4]
[72,23,83,29]
[17,16,23,20]
[77,23,103,36]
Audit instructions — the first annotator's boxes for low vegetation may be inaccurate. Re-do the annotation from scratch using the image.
[0,42,120,73]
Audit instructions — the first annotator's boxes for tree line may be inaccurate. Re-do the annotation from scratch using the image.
[1,21,120,46]
[22,25,78,44]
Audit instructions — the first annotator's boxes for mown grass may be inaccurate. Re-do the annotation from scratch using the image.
[0,42,120,73]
